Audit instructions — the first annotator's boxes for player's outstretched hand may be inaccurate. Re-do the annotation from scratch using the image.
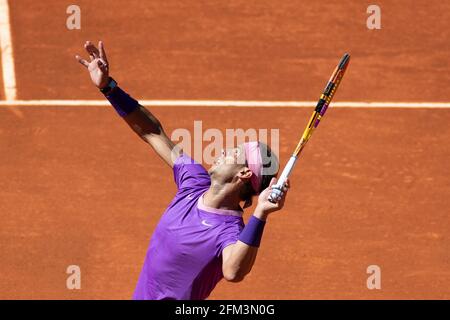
[75,41,110,89]
[255,178,290,219]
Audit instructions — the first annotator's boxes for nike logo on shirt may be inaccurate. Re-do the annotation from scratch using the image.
[201,220,213,227]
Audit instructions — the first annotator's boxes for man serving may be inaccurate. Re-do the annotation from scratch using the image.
[75,41,290,300]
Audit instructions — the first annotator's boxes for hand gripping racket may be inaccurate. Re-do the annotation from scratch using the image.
[268,53,350,203]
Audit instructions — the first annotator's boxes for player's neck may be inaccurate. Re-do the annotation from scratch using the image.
[203,185,242,212]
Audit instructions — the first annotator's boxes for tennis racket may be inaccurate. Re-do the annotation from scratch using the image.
[268,53,351,203]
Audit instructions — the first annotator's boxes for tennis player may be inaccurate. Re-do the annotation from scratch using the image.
[75,41,290,300]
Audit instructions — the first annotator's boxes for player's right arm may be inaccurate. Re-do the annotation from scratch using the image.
[75,41,180,168]
[222,178,290,282]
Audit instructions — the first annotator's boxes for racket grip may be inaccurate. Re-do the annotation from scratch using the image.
[268,156,297,203]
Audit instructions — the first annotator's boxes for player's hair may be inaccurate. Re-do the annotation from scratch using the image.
[240,142,279,208]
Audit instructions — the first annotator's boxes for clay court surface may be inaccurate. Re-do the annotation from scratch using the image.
[1,0,449,299]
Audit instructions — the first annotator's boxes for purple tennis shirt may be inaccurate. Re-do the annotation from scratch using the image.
[133,154,245,300]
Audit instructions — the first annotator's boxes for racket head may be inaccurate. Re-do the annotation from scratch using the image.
[318,53,351,117]
[339,53,351,71]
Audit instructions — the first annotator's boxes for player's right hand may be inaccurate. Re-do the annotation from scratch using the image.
[75,41,110,89]
[254,178,290,219]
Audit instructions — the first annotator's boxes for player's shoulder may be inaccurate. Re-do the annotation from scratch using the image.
[174,153,209,173]
[173,154,210,190]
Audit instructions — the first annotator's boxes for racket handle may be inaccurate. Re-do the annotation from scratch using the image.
[268,155,297,203]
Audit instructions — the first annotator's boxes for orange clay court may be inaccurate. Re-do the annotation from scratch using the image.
[0,0,449,299]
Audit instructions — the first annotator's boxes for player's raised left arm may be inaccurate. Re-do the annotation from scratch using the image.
[75,41,180,168]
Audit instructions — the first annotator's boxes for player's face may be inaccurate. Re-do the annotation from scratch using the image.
[208,145,246,178]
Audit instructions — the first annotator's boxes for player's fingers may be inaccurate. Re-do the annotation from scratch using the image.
[75,55,89,68]
[275,187,288,205]
[268,177,277,188]
[85,41,99,59]
[84,42,94,61]
[274,190,284,202]
[86,41,99,54]
[98,41,108,63]
[285,178,290,189]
